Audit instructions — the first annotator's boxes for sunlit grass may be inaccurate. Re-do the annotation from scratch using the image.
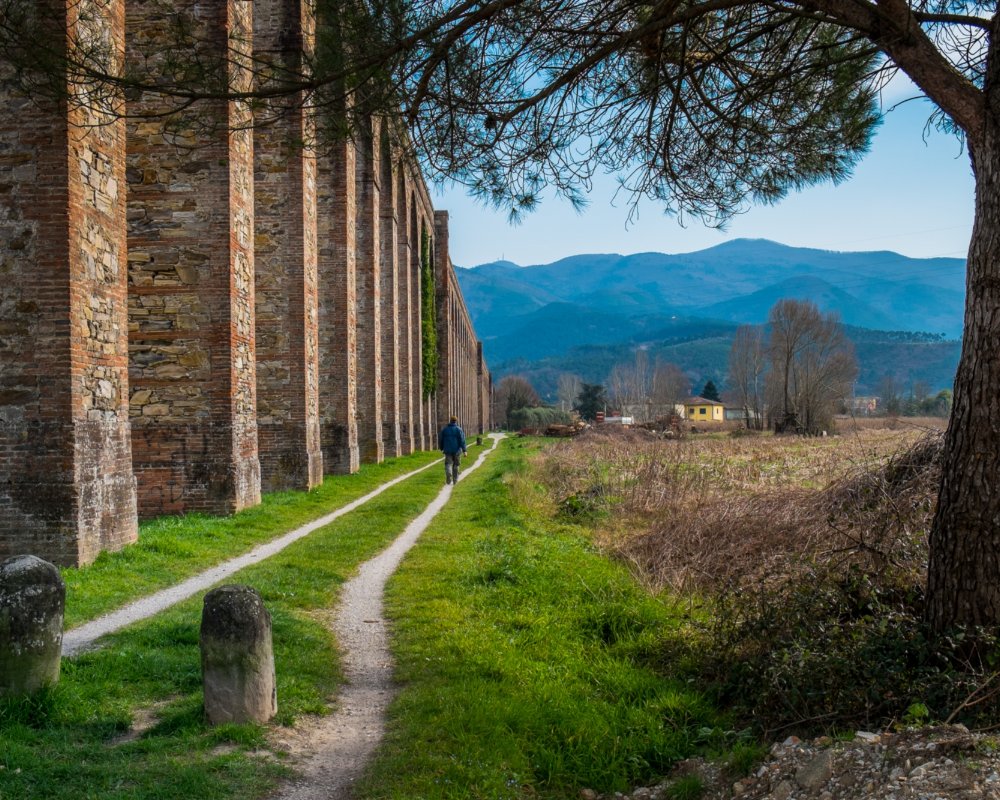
[361,439,722,799]
[62,450,442,627]
[1,458,458,800]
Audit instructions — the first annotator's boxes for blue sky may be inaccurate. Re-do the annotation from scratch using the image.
[434,93,974,268]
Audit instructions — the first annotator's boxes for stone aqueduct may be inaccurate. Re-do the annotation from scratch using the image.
[0,0,493,568]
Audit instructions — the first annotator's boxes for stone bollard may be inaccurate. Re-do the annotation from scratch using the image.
[0,555,65,696]
[200,585,277,725]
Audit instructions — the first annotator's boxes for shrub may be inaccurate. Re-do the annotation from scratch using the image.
[684,563,1000,735]
[507,405,571,431]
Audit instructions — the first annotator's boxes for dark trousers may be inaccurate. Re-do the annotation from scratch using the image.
[445,452,462,484]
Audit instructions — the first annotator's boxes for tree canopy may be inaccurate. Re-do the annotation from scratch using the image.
[575,383,608,422]
[700,380,721,402]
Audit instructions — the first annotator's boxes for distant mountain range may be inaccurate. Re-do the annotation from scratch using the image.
[455,239,966,400]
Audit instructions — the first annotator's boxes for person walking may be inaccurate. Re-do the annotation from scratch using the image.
[438,415,468,485]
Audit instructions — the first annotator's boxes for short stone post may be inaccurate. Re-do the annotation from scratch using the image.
[0,555,65,696]
[200,585,277,725]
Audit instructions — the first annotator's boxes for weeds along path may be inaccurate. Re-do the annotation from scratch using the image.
[62,458,444,658]
[270,434,504,800]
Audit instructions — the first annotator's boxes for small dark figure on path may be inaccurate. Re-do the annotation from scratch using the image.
[438,416,467,485]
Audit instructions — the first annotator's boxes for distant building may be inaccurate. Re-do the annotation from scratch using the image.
[725,406,765,425]
[852,396,879,415]
[684,396,725,422]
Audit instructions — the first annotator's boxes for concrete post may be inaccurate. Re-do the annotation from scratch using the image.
[200,585,277,725]
[0,556,65,696]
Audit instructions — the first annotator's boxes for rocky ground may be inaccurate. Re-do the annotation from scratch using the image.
[584,726,1000,800]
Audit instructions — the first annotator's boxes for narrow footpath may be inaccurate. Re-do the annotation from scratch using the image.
[270,434,504,800]
[62,457,443,657]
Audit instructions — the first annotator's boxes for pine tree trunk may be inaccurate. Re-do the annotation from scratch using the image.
[926,107,1000,633]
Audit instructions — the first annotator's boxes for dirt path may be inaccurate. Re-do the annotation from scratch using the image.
[270,434,503,800]
[62,458,443,658]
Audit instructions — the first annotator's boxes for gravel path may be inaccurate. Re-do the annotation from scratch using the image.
[62,458,443,658]
[270,434,503,800]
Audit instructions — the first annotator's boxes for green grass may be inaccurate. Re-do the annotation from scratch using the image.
[0,452,470,800]
[62,449,443,627]
[359,438,722,799]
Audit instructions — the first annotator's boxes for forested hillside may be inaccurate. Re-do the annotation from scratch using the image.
[457,240,964,398]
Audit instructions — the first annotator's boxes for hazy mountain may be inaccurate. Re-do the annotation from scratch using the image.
[457,238,965,338]
[699,275,895,331]
[454,239,966,398]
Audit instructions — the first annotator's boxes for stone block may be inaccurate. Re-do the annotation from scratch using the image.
[200,585,276,725]
[0,555,65,696]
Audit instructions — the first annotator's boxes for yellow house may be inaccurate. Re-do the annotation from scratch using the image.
[684,396,725,422]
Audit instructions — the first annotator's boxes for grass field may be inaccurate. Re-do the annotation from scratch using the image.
[62,450,442,627]
[0,450,459,800]
[8,428,948,800]
[358,438,728,800]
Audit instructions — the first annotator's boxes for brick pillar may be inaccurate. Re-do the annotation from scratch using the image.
[379,134,401,458]
[127,0,261,518]
[477,342,486,435]
[253,0,322,492]
[412,205,426,450]
[0,0,137,566]
[318,138,359,474]
[434,212,453,431]
[355,121,383,463]
[397,175,414,455]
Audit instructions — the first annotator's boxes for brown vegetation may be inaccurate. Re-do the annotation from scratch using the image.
[532,422,1000,733]
[535,424,940,595]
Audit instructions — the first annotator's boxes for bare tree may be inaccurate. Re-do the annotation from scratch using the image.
[878,374,903,416]
[650,360,690,417]
[768,300,821,432]
[795,317,857,433]
[494,375,540,427]
[607,350,655,419]
[556,373,582,412]
[606,363,635,415]
[766,300,856,435]
[728,325,766,430]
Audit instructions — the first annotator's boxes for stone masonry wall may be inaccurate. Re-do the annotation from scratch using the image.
[379,131,401,458]
[408,186,425,450]
[253,0,323,492]
[434,210,487,437]
[317,137,359,474]
[396,169,414,454]
[434,212,453,431]
[0,0,491,564]
[354,121,383,463]
[126,0,261,518]
[0,0,138,566]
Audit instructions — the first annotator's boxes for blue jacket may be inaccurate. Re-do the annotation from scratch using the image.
[438,422,467,455]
